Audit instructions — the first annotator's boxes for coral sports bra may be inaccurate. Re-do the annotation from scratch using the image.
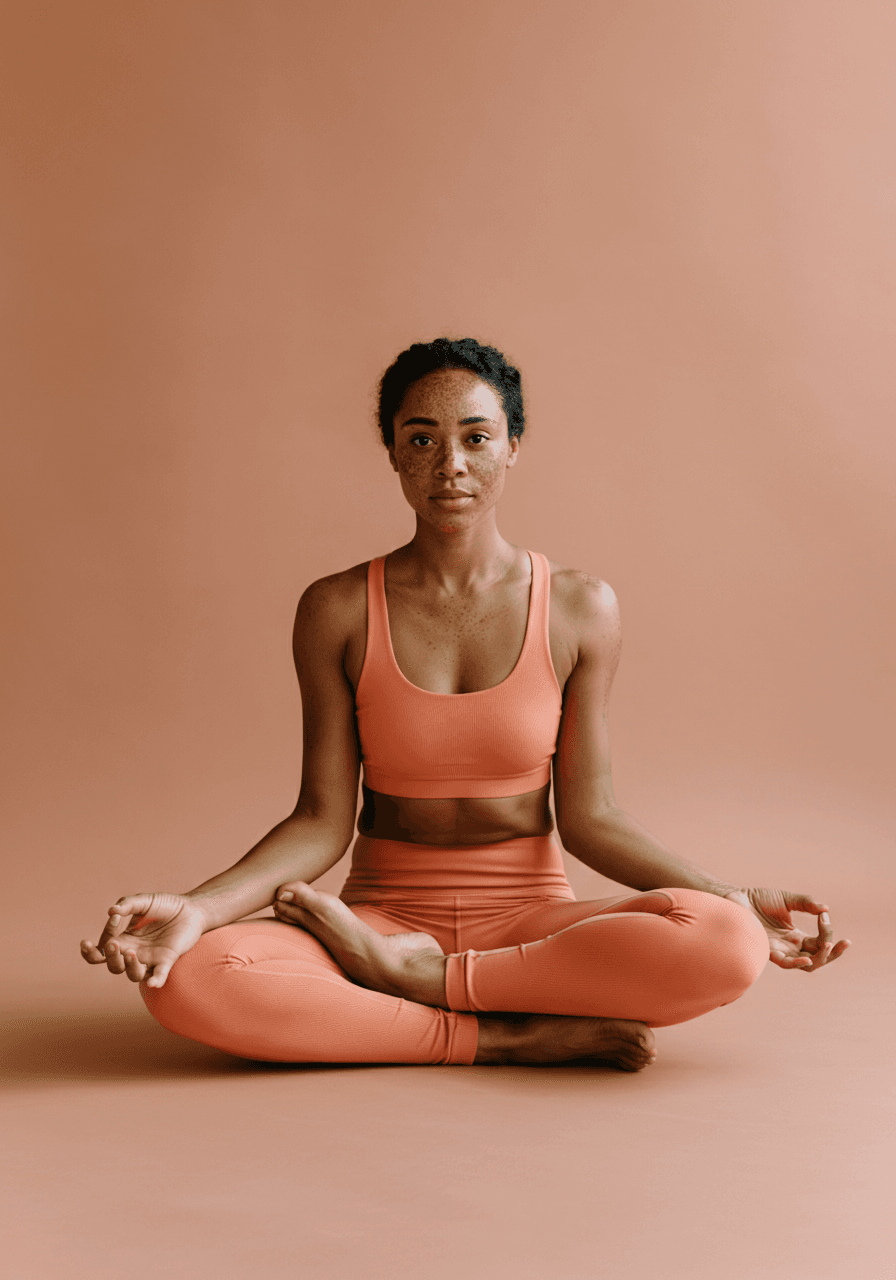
[355,551,563,799]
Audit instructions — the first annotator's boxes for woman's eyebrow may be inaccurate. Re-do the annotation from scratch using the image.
[399,415,494,428]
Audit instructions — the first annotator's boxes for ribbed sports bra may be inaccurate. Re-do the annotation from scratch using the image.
[355,551,563,799]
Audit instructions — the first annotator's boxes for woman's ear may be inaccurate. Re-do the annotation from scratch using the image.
[506,436,521,468]
[387,445,399,473]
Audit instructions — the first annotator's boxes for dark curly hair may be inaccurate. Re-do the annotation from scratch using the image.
[377,337,525,448]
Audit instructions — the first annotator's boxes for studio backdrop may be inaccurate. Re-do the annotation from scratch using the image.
[2,0,893,1009]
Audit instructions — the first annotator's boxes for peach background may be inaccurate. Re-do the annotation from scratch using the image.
[1,4,894,1277]
[3,1,893,974]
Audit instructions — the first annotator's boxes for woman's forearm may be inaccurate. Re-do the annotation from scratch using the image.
[184,812,352,932]
[559,806,742,897]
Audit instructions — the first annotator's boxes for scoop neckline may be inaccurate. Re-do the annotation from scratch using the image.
[378,550,536,698]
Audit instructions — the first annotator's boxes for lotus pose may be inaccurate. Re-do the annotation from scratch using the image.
[80,338,849,1071]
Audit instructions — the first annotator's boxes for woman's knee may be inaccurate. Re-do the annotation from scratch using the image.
[651,889,768,992]
[651,893,767,1020]
[703,894,769,999]
[140,933,220,1034]
[138,924,270,1045]
[139,920,345,1058]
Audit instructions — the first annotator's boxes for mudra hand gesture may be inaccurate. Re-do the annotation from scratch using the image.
[80,893,207,989]
[726,887,851,972]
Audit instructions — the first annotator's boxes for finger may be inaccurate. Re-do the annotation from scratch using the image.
[80,940,107,964]
[770,949,813,970]
[804,937,851,970]
[143,962,175,988]
[123,950,147,984]
[97,896,158,945]
[104,940,127,975]
[110,895,156,918]
[812,911,834,964]
[828,939,851,961]
[96,911,131,951]
[782,893,829,916]
[144,961,173,990]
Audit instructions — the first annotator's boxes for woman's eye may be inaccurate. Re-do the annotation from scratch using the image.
[468,434,488,445]
[410,435,433,447]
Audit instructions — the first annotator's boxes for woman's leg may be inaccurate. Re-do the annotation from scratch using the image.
[275,886,768,1031]
[140,914,478,1064]
[444,889,769,1027]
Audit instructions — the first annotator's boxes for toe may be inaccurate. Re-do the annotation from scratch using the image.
[291,883,343,917]
[277,880,322,905]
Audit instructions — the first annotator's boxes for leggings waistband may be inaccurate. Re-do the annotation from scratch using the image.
[339,834,575,904]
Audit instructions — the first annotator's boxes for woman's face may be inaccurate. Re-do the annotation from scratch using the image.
[388,369,519,533]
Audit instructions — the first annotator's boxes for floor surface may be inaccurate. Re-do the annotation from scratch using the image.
[2,930,892,1280]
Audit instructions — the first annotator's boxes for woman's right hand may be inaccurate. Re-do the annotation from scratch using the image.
[79,893,208,988]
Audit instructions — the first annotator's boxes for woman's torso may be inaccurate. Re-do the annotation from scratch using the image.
[342,546,580,846]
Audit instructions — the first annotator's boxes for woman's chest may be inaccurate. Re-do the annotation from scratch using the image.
[389,591,529,694]
[345,581,577,695]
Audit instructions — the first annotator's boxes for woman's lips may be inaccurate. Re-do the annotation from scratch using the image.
[430,494,473,507]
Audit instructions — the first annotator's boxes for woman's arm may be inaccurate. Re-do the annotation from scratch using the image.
[552,575,737,895]
[80,570,364,983]
[552,575,849,971]
[183,573,363,927]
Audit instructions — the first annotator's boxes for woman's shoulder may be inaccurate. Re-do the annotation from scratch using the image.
[538,557,620,681]
[543,556,619,627]
[294,560,370,644]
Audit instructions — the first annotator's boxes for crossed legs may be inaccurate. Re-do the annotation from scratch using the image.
[142,886,767,1071]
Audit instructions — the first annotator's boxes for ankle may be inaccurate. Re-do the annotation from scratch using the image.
[473,1016,522,1065]
[392,951,449,1008]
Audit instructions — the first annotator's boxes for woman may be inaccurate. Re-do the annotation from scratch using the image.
[80,338,849,1071]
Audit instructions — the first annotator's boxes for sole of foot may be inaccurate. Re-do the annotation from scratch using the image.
[477,1014,657,1072]
[274,882,448,1005]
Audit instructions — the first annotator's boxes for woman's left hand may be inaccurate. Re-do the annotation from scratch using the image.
[724,888,851,972]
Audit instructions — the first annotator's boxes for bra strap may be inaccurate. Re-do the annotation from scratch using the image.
[363,556,391,675]
[530,550,549,650]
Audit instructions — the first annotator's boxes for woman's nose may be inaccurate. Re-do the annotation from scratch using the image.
[435,444,467,475]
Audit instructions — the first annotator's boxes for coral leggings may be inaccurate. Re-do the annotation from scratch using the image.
[141,836,768,1065]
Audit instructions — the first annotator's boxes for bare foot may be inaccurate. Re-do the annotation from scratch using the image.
[274,884,657,1071]
[273,882,449,1006]
[475,1014,657,1072]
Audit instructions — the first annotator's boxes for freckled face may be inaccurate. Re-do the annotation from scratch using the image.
[388,370,519,532]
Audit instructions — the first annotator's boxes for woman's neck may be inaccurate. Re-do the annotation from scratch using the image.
[395,518,521,590]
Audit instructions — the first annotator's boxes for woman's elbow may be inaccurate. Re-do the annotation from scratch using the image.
[556,805,622,853]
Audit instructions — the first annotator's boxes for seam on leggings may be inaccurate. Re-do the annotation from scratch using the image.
[228,967,419,1005]
[546,895,691,937]
[530,906,688,942]
[217,929,298,967]
[446,901,699,1010]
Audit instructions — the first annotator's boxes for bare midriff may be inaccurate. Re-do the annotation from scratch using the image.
[357,782,555,846]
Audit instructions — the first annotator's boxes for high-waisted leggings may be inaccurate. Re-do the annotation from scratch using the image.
[141,836,769,1065]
